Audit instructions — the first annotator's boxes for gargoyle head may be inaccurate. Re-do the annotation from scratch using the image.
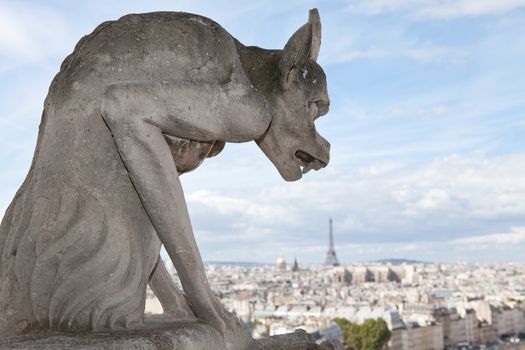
[256,9,330,182]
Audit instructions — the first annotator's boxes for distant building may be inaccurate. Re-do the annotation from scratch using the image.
[292,258,300,272]
[275,255,287,271]
[432,307,468,347]
[348,266,374,283]
[475,322,497,344]
[346,265,402,284]
[404,321,444,350]
[324,218,340,266]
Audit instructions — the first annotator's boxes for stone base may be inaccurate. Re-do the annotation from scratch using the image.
[0,323,344,350]
[0,321,224,350]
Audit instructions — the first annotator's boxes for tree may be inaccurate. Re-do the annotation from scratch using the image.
[333,318,391,350]
[360,319,391,350]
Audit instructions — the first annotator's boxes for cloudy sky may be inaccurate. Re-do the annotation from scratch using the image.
[1,0,525,264]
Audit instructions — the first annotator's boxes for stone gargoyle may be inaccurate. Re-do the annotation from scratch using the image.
[0,8,330,349]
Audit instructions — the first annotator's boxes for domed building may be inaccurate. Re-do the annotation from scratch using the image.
[275,255,287,271]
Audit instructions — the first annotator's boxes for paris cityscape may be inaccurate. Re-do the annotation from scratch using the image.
[1,1,525,349]
[146,219,525,350]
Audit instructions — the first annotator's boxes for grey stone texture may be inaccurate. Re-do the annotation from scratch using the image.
[0,329,344,350]
[0,322,226,350]
[0,8,333,350]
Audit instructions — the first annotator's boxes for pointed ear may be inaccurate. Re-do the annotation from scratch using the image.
[309,8,322,61]
[279,8,322,90]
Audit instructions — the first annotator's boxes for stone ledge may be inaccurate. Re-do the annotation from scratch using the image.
[0,325,344,350]
[0,322,225,350]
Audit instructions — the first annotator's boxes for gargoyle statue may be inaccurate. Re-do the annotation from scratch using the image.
[0,8,330,349]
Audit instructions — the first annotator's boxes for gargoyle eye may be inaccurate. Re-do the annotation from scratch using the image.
[309,102,319,121]
[310,99,330,120]
[311,99,329,120]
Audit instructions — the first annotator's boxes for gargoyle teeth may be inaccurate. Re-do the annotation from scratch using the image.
[302,163,315,174]
[302,159,324,174]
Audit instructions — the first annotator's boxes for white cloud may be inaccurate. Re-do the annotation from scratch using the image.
[416,188,450,210]
[451,227,525,245]
[187,190,300,226]
[347,0,525,19]
[0,5,34,57]
[0,2,74,61]
[386,154,525,220]
[327,45,468,64]
[416,0,525,19]
[358,162,405,176]
[185,152,525,262]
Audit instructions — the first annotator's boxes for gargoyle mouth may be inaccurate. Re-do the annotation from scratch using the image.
[295,150,327,174]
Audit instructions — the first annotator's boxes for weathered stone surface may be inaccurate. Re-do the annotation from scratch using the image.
[0,322,226,350]
[0,8,331,350]
[0,328,345,350]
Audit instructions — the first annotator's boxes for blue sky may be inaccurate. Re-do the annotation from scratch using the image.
[1,0,525,264]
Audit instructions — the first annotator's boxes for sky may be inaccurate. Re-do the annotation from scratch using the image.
[1,0,525,264]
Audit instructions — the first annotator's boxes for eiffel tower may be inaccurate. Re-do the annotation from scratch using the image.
[324,218,340,266]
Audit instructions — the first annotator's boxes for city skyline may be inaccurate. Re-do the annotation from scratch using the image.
[180,260,525,349]
[1,0,525,263]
